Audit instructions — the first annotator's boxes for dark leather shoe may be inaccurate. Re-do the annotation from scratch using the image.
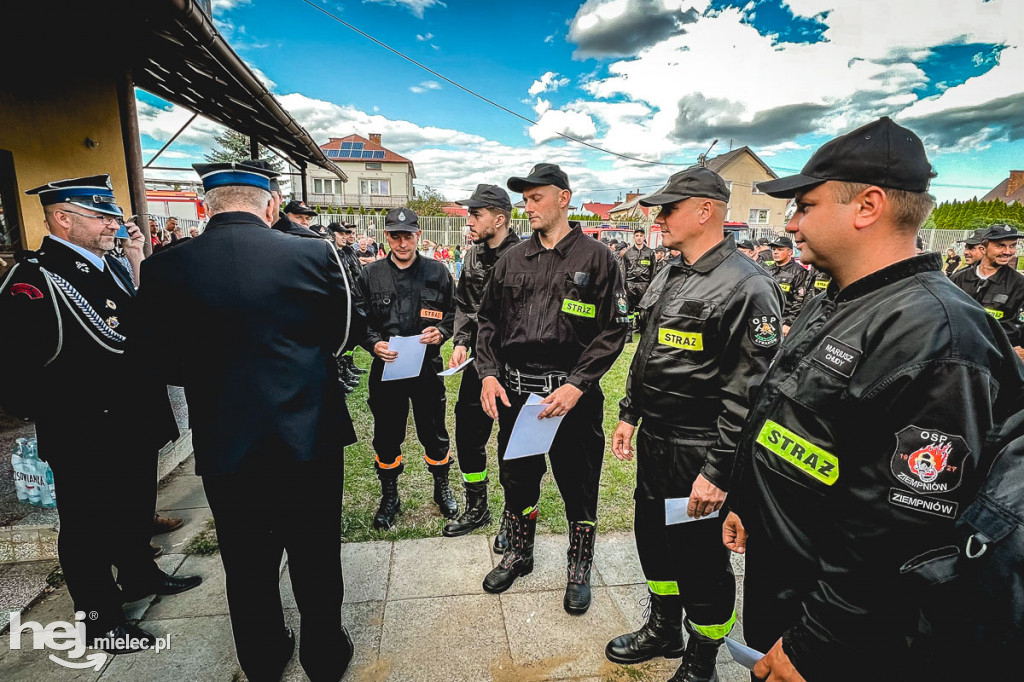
[152,513,184,535]
[121,573,202,603]
[151,542,164,558]
[90,623,157,654]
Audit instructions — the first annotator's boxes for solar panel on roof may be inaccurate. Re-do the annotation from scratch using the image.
[340,142,352,149]
[352,143,364,150]
[361,151,372,158]
[373,151,385,159]
[326,150,340,158]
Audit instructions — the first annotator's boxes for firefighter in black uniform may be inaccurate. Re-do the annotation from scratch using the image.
[767,235,810,332]
[805,264,831,298]
[951,223,1024,357]
[0,175,200,652]
[621,227,656,336]
[725,117,1024,682]
[274,199,321,238]
[442,184,521,540]
[329,222,367,393]
[476,163,628,614]
[355,208,459,529]
[754,238,774,267]
[605,167,783,682]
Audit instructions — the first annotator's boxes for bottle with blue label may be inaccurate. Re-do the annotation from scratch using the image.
[11,438,29,503]
[21,439,42,505]
[43,461,57,508]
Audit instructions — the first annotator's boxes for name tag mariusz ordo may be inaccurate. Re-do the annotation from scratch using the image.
[658,328,703,351]
[756,419,839,486]
[420,308,443,320]
[561,298,596,318]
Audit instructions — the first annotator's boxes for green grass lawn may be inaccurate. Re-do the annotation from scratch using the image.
[341,342,639,542]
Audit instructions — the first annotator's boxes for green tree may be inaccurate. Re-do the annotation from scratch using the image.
[205,129,285,172]
[407,186,447,217]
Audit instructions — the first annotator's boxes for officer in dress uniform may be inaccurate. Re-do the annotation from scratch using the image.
[476,163,628,614]
[0,175,200,653]
[767,235,811,332]
[442,184,521,541]
[129,162,363,681]
[355,207,459,529]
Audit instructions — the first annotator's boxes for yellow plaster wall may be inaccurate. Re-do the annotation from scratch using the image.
[0,75,129,249]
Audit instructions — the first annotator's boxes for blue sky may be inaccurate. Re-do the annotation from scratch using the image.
[137,0,1024,208]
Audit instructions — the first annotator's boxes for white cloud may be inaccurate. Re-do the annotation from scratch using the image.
[362,0,446,18]
[409,80,442,94]
[528,71,571,97]
[416,33,434,41]
[529,109,598,145]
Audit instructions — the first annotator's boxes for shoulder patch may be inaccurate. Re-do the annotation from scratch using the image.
[10,283,44,299]
[749,314,780,348]
[890,426,968,496]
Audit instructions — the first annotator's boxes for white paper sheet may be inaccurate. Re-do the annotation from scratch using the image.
[438,357,474,377]
[724,637,765,670]
[380,335,427,381]
[664,497,721,525]
[503,393,565,460]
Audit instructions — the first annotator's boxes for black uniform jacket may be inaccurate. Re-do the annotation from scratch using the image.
[355,252,455,359]
[619,235,784,490]
[272,215,322,239]
[0,237,178,458]
[622,244,656,287]
[806,265,832,298]
[452,230,521,352]
[476,223,629,393]
[128,211,363,476]
[730,254,1024,679]
[769,259,811,326]
[950,263,1024,345]
[338,244,362,285]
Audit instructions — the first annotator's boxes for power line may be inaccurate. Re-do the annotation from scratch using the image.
[298,0,690,168]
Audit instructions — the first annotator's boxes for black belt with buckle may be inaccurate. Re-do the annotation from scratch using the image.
[503,365,569,396]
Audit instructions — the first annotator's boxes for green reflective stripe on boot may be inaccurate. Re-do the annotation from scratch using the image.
[579,520,596,526]
[647,580,680,596]
[462,470,487,483]
[688,611,737,640]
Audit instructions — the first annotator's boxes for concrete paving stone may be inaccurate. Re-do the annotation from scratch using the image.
[280,600,384,681]
[281,541,392,609]
[0,541,13,562]
[591,532,643,587]
[13,508,59,528]
[141,555,228,620]
[377,593,507,682]
[0,632,110,682]
[98,615,240,682]
[0,573,51,610]
[488,533,606,594]
[155,466,207,513]
[389,535,492,600]
[499,587,630,680]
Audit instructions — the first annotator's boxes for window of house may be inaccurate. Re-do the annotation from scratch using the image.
[0,149,21,252]
[365,162,382,171]
[314,178,342,194]
[748,208,770,224]
[360,179,391,196]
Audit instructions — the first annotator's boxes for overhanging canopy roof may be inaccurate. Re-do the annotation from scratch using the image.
[132,0,346,181]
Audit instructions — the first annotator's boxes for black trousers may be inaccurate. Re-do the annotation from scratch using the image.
[43,420,163,638]
[202,456,346,682]
[453,362,493,481]
[496,384,604,522]
[633,428,735,631]
[367,354,450,479]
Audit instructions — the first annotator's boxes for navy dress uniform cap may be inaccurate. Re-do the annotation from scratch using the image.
[25,174,124,217]
[238,159,281,193]
[193,162,278,193]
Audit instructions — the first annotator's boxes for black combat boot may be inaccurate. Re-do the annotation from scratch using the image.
[345,354,367,374]
[442,479,490,537]
[564,520,597,615]
[373,477,401,530]
[432,471,460,519]
[493,511,509,554]
[605,592,685,664]
[483,509,536,593]
[668,620,725,682]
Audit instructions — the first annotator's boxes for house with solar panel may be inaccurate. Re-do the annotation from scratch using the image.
[308,134,417,211]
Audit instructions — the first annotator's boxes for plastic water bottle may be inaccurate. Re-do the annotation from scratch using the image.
[44,464,57,507]
[38,460,55,509]
[11,438,28,503]
[22,439,41,506]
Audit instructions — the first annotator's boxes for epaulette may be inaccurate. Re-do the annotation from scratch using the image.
[13,249,40,265]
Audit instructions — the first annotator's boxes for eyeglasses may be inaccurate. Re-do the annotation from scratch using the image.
[60,209,119,226]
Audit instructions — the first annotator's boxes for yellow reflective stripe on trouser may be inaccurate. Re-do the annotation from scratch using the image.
[688,612,737,640]
[647,580,680,596]
[756,420,839,485]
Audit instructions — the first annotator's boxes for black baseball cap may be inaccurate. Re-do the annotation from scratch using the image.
[633,227,646,234]
[457,184,512,211]
[758,117,936,199]
[737,239,757,250]
[640,166,731,206]
[507,163,571,192]
[980,223,1023,242]
[384,207,420,232]
[326,222,345,234]
[283,200,317,216]
[959,228,987,247]
[757,237,770,246]
[769,236,795,249]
